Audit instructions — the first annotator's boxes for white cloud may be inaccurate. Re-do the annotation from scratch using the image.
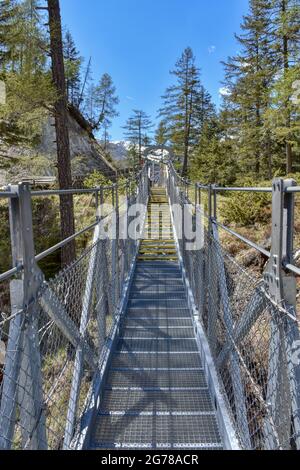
[219,86,231,97]
[208,45,216,54]
[126,96,134,101]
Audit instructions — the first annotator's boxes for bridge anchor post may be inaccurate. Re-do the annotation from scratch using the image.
[264,178,300,450]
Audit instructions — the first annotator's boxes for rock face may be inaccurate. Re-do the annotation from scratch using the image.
[39,114,116,179]
[105,141,131,166]
[0,111,117,185]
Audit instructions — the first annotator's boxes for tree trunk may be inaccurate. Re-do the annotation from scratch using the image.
[182,146,189,177]
[47,0,75,267]
[255,103,261,176]
[286,141,293,174]
[138,118,142,165]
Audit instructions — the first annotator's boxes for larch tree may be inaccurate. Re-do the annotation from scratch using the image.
[63,30,82,107]
[0,0,20,69]
[91,73,119,133]
[0,0,55,144]
[123,109,153,164]
[155,120,169,147]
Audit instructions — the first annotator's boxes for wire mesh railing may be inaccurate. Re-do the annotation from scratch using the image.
[167,162,300,450]
[0,164,149,450]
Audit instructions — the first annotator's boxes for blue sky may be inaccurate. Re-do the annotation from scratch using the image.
[60,0,249,140]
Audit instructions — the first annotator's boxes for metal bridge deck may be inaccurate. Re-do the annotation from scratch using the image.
[89,189,223,450]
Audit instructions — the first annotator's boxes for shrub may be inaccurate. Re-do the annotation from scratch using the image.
[83,171,112,189]
[221,178,271,226]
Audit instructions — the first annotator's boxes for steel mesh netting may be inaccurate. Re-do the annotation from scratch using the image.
[0,240,138,450]
[203,234,300,450]
[0,241,104,449]
[38,242,103,449]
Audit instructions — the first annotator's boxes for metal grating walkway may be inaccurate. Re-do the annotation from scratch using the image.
[90,188,223,450]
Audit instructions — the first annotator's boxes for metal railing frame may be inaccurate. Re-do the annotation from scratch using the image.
[167,160,300,278]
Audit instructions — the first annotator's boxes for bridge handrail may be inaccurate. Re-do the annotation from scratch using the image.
[167,160,300,277]
[0,164,147,283]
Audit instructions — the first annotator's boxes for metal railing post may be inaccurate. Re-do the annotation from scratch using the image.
[213,185,217,221]
[263,178,300,449]
[95,188,100,222]
[115,183,120,305]
[198,186,202,209]
[0,184,47,450]
[208,185,213,232]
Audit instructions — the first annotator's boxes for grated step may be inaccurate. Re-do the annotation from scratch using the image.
[129,292,186,300]
[122,327,194,339]
[128,299,189,309]
[131,282,184,290]
[99,389,215,414]
[134,269,181,276]
[135,266,180,272]
[112,352,202,369]
[122,318,193,329]
[116,338,198,353]
[91,415,222,449]
[106,369,207,389]
[137,261,178,267]
[126,309,191,319]
[135,268,180,274]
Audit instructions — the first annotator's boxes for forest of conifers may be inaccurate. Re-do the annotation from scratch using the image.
[0,0,299,186]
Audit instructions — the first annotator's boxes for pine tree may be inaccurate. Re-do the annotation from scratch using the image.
[123,109,153,164]
[0,0,55,143]
[0,0,48,73]
[159,47,215,176]
[127,143,139,168]
[91,73,119,133]
[0,0,20,69]
[190,119,238,185]
[63,30,82,106]
[102,122,110,150]
[221,0,275,177]
[78,56,92,110]
[269,0,300,173]
[155,120,169,147]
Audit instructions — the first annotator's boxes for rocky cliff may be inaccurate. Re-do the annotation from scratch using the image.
[0,108,117,186]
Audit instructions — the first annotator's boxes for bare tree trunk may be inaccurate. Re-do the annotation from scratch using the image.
[182,80,190,177]
[47,0,75,267]
[138,117,142,165]
[182,148,188,177]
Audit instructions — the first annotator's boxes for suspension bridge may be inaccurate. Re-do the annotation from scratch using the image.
[0,160,300,450]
